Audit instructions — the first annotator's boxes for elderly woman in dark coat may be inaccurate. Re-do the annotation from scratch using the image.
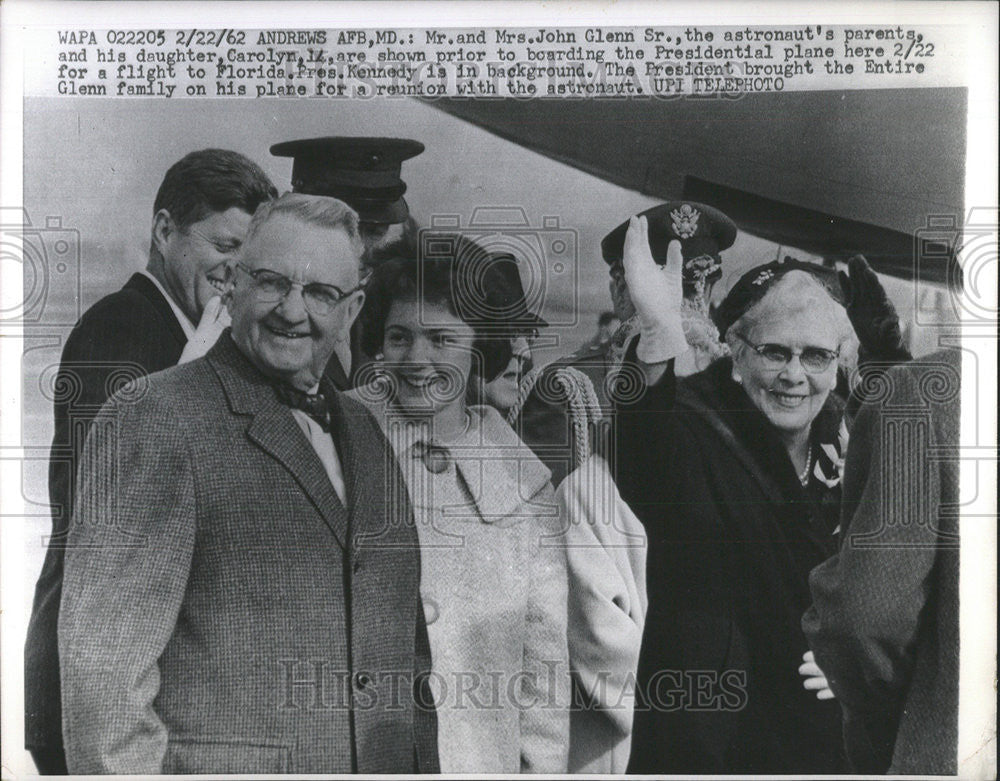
[614,215,906,774]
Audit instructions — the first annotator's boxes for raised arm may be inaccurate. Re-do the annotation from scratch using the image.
[609,218,685,514]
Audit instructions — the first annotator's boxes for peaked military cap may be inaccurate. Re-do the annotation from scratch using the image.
[601,201,738,288]
[270,136,424,224]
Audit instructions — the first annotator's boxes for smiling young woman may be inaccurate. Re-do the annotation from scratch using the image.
[348,251,571,774]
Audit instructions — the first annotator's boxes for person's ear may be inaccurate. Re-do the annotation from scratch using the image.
[343,290,365,330]
[151,209,174,256]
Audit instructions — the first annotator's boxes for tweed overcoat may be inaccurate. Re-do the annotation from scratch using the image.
[25,273,188,763]
[59,334,437,774]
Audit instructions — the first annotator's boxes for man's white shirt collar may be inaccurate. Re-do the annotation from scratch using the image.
[139,269,196,340]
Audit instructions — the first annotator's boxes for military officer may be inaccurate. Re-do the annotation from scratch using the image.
[599,200,738,379]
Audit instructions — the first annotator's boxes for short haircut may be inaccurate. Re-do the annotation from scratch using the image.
[361,215,420,267]
[598,310,618,327]
[360,255,512,382]
[242,192,365,265]
[153,149,277,229]
[725,270,857,370]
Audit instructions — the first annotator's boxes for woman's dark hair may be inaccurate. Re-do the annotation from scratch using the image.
[153,148,278,229]
[597,310,619,328]
[360,254,513,382]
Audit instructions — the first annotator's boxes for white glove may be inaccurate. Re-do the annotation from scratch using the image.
[622,215,687,364]
[178,295,231,364]
[799,650,835,700]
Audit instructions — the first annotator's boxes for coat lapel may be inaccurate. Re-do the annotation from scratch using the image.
[327,389,412,552]
[208,334,349,550]
[246,412,349,550]
[451,406,553,524]
[123,272,188,348]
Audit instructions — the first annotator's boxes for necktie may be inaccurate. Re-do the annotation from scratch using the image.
[274,384,331,432]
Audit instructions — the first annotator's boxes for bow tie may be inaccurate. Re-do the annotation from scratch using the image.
[411,440,452,474]
[274,384,331,432]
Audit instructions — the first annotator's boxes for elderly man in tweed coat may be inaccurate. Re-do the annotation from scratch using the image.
[58,193,437,774]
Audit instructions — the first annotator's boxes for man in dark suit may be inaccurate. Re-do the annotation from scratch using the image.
[803,349,961,774]
[24,149,277,773]
[58,193,437,773]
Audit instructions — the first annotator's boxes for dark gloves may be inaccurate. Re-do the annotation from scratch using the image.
[839,256,912,419]
[839,255,912,363]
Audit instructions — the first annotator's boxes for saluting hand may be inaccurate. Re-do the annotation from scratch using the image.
[179,295,231,364]
[622,215,688,366]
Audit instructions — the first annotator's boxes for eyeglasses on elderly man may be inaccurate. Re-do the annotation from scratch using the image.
[234,261,367,316]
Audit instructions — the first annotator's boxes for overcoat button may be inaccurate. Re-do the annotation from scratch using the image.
[423,597,439,625]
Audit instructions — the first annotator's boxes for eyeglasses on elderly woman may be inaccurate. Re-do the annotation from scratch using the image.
[735,333,840,374]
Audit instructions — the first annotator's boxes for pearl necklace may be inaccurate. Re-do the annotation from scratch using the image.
[798,448,814,486]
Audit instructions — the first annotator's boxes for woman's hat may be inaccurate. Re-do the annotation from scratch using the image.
[713,256,843,338]
[433,235,548,331]
[601,201,738,289]
[476,253,549,331]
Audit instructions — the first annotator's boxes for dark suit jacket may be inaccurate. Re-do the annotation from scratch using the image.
[59,334,437,773]
[25,273,187,752]
[803,349,961,774]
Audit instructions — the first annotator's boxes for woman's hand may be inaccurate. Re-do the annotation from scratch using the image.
[838,255,911,362]
[622,215,688,368]
[799,650,835,700]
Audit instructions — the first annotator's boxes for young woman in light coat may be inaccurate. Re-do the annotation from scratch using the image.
[348,252,570,774]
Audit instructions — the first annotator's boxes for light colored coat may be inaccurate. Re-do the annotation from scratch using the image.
[349,390,570,774]
[59,335,437,774]
[560,455,648,774]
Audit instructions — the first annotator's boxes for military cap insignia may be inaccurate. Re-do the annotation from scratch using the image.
[685,254,722,281]
[752,269,776,286]
[670,203,701,239]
